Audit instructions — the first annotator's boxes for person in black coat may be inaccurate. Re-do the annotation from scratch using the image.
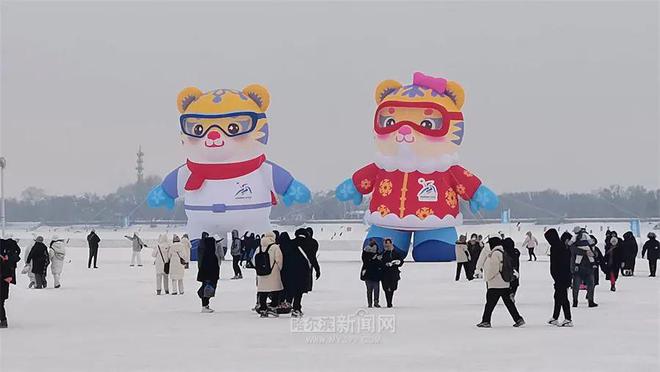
[641,232,660,277]
[381,238,403,308]
[0,238,21,328]
[621,231,638,276]
[466,233,482,279]
[86,230,100,269]
[284,228,320,316]
[276,232,295,313]
[197,234,220,312]
[361,239,383,308]
[589,235,604,286]
[545,228,572,326]
[604,232,624,291]
[26,237,49,289]
[502,238,521,302]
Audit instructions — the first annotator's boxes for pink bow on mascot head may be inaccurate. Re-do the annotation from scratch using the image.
[412,72,448,95]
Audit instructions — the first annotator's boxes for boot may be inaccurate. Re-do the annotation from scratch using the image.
[572,300,578,308]
[588,301,599,308]
[0,320,7,329]
[156,290,161,295]
[610,284,616,292]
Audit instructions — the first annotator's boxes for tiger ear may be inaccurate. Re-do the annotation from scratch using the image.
[177,87,204,113]
[445,81,465,110]
[374,80,402,104]
[242,84,270,111]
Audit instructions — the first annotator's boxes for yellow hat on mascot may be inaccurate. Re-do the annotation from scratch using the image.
[177,85,271,114]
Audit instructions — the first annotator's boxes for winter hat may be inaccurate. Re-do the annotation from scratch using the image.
[35,236,44,243]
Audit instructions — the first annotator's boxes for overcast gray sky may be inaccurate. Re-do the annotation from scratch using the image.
[1,1,658,198]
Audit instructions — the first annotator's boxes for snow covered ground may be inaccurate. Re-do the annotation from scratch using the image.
[0,240,658,372]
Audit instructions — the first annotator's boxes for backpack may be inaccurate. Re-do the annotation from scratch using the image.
[254,244,275,276]
[495,248,515,283]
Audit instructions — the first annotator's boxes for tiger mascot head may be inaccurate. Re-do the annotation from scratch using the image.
[176,85,271,163]
[372,72,466,172]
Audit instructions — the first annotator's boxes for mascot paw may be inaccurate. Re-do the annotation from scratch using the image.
[147,185,175,210]
[282,180,311,206]
[335,179,363,205]
[469,185,498,214]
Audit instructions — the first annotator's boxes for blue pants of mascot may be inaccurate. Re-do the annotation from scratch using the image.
[364,225,457,262]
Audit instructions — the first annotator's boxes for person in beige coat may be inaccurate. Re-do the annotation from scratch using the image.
[455,235,472,281]
[477,236,525,328]
[168,234,189,295]
[152,234,170,295]
[255,232,283,318]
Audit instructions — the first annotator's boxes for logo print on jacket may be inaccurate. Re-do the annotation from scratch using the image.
[234,183,253,200]
[417,178,438,202]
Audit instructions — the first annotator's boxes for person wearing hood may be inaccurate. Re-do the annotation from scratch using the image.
[276,232,295,314]
[361,239,383,308]
[230,230,243,280]
[604,233,624,291]
[152,234,170,295]
[86,230,100,269]
[168,234,188,295]
[48,236,67,289]
[502,238,521,302]
[0,237,21,328]
[455,235,472,281]
[621,231,638,276]
[466,233,482,279]
[125,232,147,267]
[197,234,221,313]
[381,238,403,308]
[282,228,321,317]
[545,228,573,327]
[476,236,525,328]
[26,236,50,289]
[641,232,659,277]
[522,231,538,261]
[255,232,284,318]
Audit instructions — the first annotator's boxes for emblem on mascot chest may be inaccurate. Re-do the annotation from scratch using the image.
[234,182,253,200]
[417,178,438,202]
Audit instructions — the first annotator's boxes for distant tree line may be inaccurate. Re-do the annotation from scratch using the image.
[4,179,659,225]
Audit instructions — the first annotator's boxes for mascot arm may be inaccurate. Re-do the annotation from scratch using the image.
[146,167,181,210]
[335,163,378,205]
[447,165,498,213]
[268,161,311,206]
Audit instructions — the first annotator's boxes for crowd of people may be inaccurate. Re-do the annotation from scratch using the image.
[0,225,657,330]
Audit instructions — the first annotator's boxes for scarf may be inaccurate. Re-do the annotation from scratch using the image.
[185,155,266,191]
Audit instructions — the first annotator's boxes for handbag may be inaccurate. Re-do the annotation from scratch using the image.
[158,246,170,275]
[177,252,187,266]
[203,282,216,297]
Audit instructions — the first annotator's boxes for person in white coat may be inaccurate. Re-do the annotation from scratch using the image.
[255,232,283,318]
[522,231,538,261]
[48,236,67,288]
[152,234,170,295]
[168,234,189,295]
[477,236,525,328]
[125,233,147,267]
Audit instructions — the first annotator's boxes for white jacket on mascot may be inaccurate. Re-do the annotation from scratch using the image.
[147,84,311,260]
[336,72,498,262]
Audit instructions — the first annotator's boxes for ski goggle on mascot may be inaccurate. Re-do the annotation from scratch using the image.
[336,72,499,262]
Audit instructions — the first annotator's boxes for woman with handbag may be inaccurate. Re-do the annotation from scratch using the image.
[152,234,170,295]
[197,234,221,313]
[168,234,189,295]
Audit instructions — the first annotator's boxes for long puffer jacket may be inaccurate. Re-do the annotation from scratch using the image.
[168,241,189,280]
[48,239,66,275]
[152,235,170,275]
[255,233,284,292]
[26,242,49,276]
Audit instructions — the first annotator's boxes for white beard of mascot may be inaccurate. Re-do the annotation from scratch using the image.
[147,84,311,259]
[336,72,498,262]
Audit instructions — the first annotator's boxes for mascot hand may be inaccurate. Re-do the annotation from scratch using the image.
[469,185,498,214]
[282,180,311,206]
[335,178,363,205]
[147,185,175,210]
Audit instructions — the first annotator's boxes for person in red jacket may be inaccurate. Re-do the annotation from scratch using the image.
[336,73,498,261]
